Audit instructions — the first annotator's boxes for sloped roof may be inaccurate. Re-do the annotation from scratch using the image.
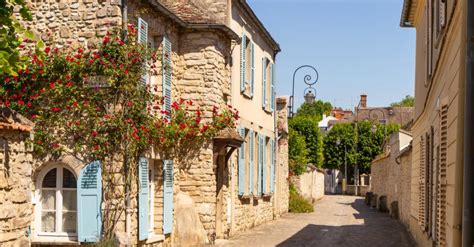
[0,108,33,132]
[400,0,418,27]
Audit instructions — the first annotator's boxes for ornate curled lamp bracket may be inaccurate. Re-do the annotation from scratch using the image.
[290,65,319,117]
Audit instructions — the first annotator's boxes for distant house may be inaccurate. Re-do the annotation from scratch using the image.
[318,114,338,132]
[353,95,414,127]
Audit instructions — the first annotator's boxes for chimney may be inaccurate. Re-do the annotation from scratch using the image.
[360,94,367,108]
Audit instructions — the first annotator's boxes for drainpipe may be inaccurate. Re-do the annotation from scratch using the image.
[120,0,131,239]
[463,0,474,246]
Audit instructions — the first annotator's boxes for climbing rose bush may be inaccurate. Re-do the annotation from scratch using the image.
[0,25,239,162]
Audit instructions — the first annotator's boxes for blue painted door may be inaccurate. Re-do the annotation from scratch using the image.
[138,157,149,240]
[77,161,102,243]
[163,160,174,234]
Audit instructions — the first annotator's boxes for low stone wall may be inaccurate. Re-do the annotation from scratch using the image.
[370,132,412,226]
[291,166,325,202]
[0,117,34,246]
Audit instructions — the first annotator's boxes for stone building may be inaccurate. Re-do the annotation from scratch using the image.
[400,0,466,246]
[0,109,34,246]
[370,130,412,226]
[353,95,414,128]
[10,0,288,246]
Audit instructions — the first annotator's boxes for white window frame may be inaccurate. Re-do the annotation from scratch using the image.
[33,164,78,243]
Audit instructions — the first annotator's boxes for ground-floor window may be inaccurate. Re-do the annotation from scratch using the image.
[38,165,77,236]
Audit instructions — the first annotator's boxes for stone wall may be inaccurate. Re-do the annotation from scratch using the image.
[290,167,325,203]
[0,128,34,246]
[275,97,289,217]
[25,0,122,48]
[370,132,412,227]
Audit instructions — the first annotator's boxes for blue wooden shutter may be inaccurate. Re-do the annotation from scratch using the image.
[250,42,255,97]
[249,130,254,194]
[240,34,246,93]
[163,160,174,234]
[270,139,275,193]
[257,134,262,196]
[162,37,172,119]
[238,127,245,196]
[138,18,149,85]
[138,157,149,240]
[270,63,275,112]
[78,161,102,243]
[262,136,267,195]
[262,58,267,108]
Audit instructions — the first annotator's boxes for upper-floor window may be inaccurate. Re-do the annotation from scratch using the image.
[262,57,275,112]
[240,34,255,97]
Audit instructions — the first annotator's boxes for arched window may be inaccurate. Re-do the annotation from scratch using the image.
[39,166,77,235]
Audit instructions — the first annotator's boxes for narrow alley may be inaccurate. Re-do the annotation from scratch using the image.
[216,196,416,247]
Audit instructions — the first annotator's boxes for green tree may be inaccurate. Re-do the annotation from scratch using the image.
[0,0,42,76]
[288,128,309,175]
[390,95,415,107]
[289,115,324,167]
[295,100,332,119]
[322,123,357,170]
[323,121,400,172]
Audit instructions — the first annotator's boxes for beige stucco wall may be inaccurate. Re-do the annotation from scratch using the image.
[229,2,276,138]
[290,169,325,203]
[0,129,34,246]
[409,0,465,246]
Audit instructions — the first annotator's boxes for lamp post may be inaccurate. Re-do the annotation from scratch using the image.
[336,138,347,195]
[369,108,387,143]
[289,65,319,118]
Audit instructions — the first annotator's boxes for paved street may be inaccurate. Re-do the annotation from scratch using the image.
[216,195,416,247]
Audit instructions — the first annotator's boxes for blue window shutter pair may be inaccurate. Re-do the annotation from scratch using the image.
[250,43,255,97]
[249,130,254,194]
[162,36,172,119]
[78,161,102,243]
[270,64,275,112]
[262,58,267,108]
[238,127,245,196]
[138,157,149,240]
[240,34,247,93]
[270,139,275,193]
[257,134,262,196]
[137,18,149,85]
[163,160,174,234]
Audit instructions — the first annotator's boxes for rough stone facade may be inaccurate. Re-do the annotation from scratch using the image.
[25,0,122,48]
[17,0,284,245]
[275,97,289,217]
[370,130,412,226]
[0,112,34,246]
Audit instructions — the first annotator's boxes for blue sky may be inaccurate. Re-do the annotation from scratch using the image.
[247,0,416,110]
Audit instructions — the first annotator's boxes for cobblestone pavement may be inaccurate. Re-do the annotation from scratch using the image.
[215,195,416,247]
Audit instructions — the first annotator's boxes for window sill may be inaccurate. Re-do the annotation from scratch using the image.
[239,194,253,200]
[32,237,78,245]
[263,107,273,114]
[146,234,165,244]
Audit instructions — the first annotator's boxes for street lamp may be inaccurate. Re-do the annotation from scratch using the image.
[369,108,387,144]
[289,65,319,118]
[336,138,347,195]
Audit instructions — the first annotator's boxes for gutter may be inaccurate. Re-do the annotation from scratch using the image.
[400,0,414,27]
[463,0,474,245]
[395,143,412,165]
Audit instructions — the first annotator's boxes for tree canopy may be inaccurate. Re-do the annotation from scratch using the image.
[295,100,332,119]
[289,115,323,168]
[323,121,400,173]
[390,95,415,107]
